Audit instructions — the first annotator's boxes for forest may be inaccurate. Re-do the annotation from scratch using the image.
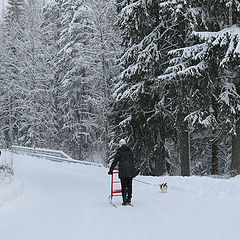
[0,0,240,177]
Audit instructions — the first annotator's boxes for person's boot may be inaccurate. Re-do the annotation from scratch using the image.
[122,190,127,205]
[122,197,128,205]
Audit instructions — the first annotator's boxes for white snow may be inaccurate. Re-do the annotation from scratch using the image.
[0,177,23,208]
[1,152,240,240]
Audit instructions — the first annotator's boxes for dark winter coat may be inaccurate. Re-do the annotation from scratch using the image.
[109,145,136,179]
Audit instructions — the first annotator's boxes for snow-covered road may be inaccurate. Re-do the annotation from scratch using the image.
[0,153,240,240]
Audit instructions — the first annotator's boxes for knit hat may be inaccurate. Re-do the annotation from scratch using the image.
[119,139,127,146]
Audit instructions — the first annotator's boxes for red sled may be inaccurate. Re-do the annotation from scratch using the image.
[108,171,121,206]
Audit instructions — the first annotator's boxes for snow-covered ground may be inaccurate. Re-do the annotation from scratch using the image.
[0,152,240,240]
[0,151,23,208]
[0,177,23,208]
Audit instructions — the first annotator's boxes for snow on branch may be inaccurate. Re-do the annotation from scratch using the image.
[159,25,240,82]
[221,0,240,11]
[169,43,208,62]
[193,25,240,66]
[185,110,217,128]
[120,0,146,24]
[119,25,165,80]
[113,81,145,101]
[219,82,240,113]
[119,115,132,127]
[159,42,209,81]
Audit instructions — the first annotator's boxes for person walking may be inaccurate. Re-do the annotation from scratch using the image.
[108,139,137,205]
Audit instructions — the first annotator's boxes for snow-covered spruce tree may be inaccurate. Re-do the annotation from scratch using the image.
[41,0,120,161]
[216,0,240,176]
[159,0,240,175]
[53,0,87,159]
[41,0,66,150]
[0,0,63,149]
[166,0,225,176]
[112,0,173,176]
[79,0,121,162]
[0,0,27,147]
[190,0,240,176]
[153,0,196,176]
[0,31,8,147]
[221,0,240,175]
[17,0,61,148]
[54,0,106,160]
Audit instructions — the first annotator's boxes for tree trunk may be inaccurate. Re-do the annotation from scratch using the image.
[231,119,240,176]
[152,115,166,176]
[211,141,218,175]
[154,141,166,176]
[179,121,190,176]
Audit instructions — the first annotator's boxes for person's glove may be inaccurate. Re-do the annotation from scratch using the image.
[108,171,113,175]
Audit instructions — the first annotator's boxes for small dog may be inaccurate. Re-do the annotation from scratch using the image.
[160,182,168,193]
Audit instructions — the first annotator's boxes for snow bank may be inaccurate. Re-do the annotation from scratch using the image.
[0,150,23,208]
[0,177,23,208]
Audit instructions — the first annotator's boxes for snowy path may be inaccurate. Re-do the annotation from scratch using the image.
[0,154,240,240]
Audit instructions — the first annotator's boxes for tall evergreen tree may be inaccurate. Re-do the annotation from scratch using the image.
[41,0,65,149]
[0,0,27,147]
[17,0,57,147]
[112,0,173,175]
[157,0,195,176]
[80,0,121,162]
[159,0,240,175]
